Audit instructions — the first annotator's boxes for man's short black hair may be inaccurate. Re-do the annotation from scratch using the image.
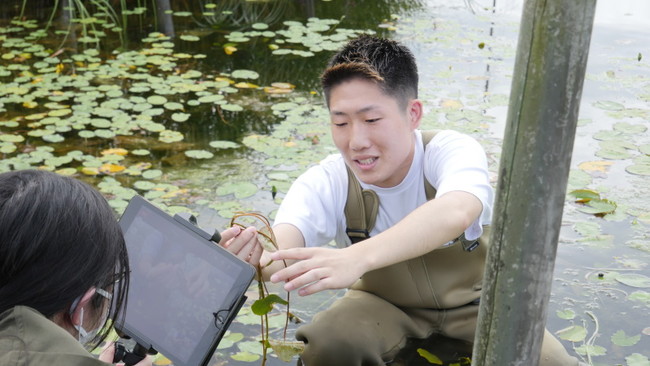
[321,35,419,109]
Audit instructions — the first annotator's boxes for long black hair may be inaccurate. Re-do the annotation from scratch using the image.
[0,169,130,349]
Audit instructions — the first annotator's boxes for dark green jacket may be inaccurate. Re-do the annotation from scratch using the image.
[0,306,106,366]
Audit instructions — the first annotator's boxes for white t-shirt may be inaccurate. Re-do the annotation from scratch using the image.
[273,130,494,248]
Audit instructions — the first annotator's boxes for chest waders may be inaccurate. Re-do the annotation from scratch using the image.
[344,130,490,309]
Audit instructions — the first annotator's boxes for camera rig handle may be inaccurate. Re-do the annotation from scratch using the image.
[174,212,222,243]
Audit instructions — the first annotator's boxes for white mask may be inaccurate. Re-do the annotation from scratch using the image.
[70,288,112,347]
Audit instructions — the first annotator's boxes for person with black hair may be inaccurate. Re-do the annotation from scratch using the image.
[0,169,150,366]
[227,36,583,365]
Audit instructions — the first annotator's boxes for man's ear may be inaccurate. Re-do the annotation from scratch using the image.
[70,287,96,326]
[408,99,423,130]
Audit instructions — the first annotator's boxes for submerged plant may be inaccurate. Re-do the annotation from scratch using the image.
[229,212,304,365]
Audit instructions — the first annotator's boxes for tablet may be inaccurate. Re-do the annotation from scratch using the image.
[116,195,256,366]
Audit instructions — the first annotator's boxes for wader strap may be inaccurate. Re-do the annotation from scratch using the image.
[344,130,440,244]
[344,165,379,243]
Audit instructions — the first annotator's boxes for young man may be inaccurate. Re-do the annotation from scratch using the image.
[222,35,580,366]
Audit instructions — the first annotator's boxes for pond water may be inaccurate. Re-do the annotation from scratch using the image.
[1,0,649,365]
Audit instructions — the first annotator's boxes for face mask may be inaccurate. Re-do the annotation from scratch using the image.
[70,288,111,347]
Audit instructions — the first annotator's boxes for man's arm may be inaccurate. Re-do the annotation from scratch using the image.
[268,190,483,296]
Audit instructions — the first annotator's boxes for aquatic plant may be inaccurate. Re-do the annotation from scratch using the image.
[230,212,304,365]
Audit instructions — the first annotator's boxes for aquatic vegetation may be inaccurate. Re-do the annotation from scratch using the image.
[230,212,304,365]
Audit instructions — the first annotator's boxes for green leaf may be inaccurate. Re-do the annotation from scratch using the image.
[268,339,304,362]
[184,150,214,159]
[576,198,617,216]
[593,100,625,111]
[610,330,640,347]
[231,69,259,79]
[556,325,587,342]
[230,351,260,362]
[574,344,606,356]
[147,95,167,105]
[142,169,162,179]
[216,182,258,199]
[626,353,650,366]
[216,331,244,350]
[615,273,650,288]
[251,294,288,315]
[171,112,190,122]
[417,348,443,364]
[180,35,200,41]
[209,140,240,149]
[556,309,575,320]
[628,290,650,303]
[626,163,650,176]
[569,189,600,202]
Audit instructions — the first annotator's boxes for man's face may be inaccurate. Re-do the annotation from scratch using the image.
[329,78,421,188]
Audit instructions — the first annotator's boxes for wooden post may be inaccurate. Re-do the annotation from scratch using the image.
[155,0,175,37]
[472,1,597,365]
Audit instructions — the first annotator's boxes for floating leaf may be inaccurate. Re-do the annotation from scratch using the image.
[142,169,163,179]
[180,35,200,42]
[628,290,650,303]
[576,198,617,216]
[131,149,150,156]
[574,344,606,356]
[417,348,443,364]
[231,69,259,80]
[185,150,214,159]
[221,104,243,112]
[556,309,575,320]
[159,130,184,143]
[268,340,304,362]
[231,351,259,362]
[556,325,587,342]
[625,353,650,366]
[577,161,612,173]
[593,100,625,111]
[134,181,156,190]
[101,148,128,156]
[171,112,190,122]
[569,189,600,203]
[626,163,650,176]
[251,294,288,316]
[217,331,244,350]
[209,140,240,149]
[99,163,125,174]
[216,182,258,199]
[147,95,168,105]
[615,273,650,288]
[252,23,269,30]
[610,330,640,347]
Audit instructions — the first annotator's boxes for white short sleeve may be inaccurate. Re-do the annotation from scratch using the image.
[424,130,494,240]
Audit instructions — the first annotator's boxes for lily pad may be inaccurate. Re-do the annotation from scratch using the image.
[216,182,258,199]
[576,198,617,216]
[574,344,606,356]
[231,69,259,80]
[171,112,191,122]
[556,325,587,342]
[142,169,162,179]
[625,163,650,176]
[184,150,214,159]
[209,140,240,149]
[556,309,576,320]
[593,100,625,111]
[615,273,650,288]
[625,353,650,366]
[610,330,640,347]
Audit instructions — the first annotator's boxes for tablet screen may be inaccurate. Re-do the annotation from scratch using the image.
[118,196,255,366]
